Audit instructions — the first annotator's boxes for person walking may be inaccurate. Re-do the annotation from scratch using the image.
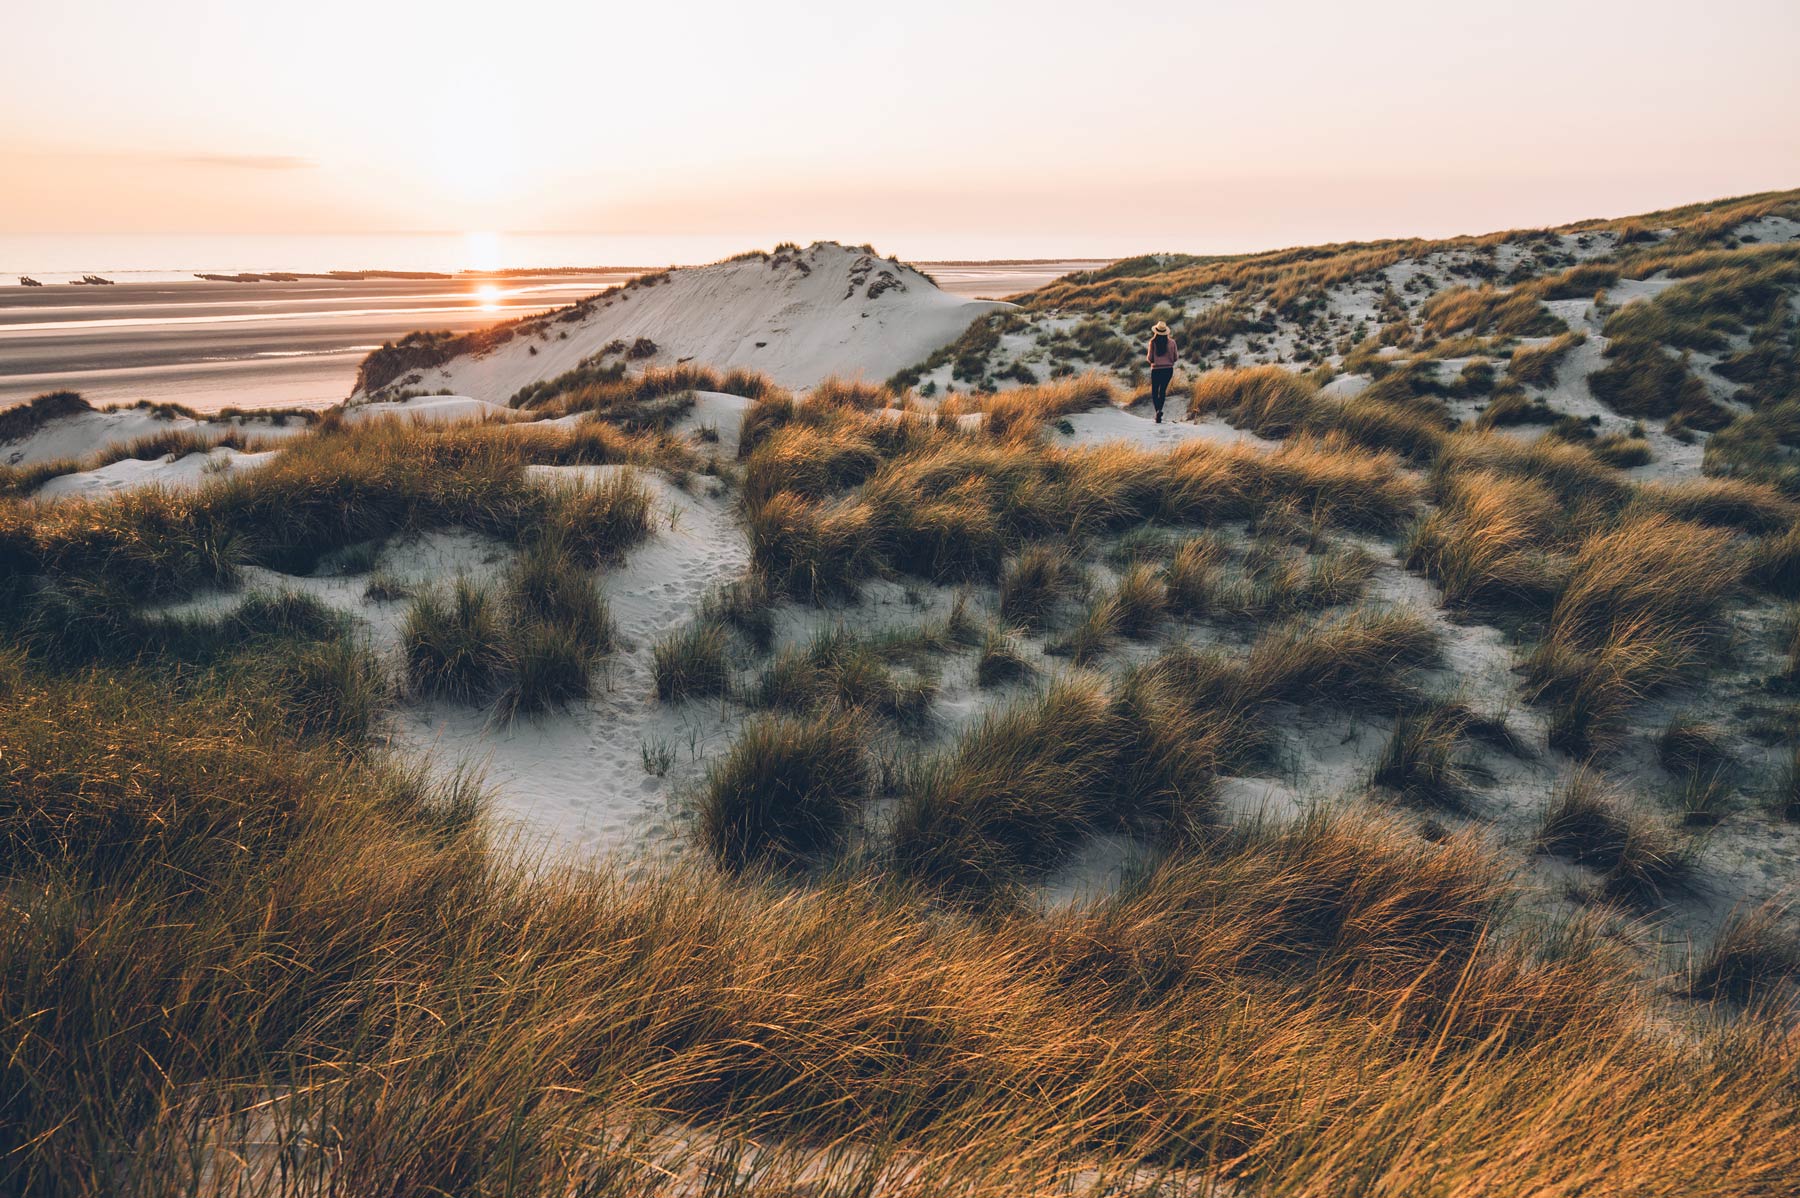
[1146,321,1178,423]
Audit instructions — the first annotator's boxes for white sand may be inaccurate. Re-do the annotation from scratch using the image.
[341,394,516,426]
[1059,401,1278,450]
[2,404,309,469]
[34,446,278,500]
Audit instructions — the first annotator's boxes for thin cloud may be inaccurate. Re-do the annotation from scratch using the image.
[178,153,316,171]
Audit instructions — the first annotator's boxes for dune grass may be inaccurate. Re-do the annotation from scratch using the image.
[1688,902,1800,1005]
[1,420,658,607]
[1188,365,1317,436]
[399,538,613,716]
[1587,340,1726,427]
[1162,533,1228,615]
[652,619,733,703]
[1405,467,1567,611]
[1421,284,1566,339]
[1506,331,1587,387]
[1522,513,1740,752]
[998,543,1087,631]
[1186,365,1449,462]
[1204,543,1378,622]
[1372,701,1478,810]
[1475,384,1560,429]
[1632,476,1796,534]
[697,708,870,872]
[895,606,1436,892]
[11,199,1800,1193]
[741,404,1418,603]
[974,627,1036,688]
[4,603,1799,1194]
[402,577,510,703]
[750,627,936,729]
[1535,770,1698,904]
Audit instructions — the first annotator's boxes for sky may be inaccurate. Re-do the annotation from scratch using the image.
[4,0,1798,259]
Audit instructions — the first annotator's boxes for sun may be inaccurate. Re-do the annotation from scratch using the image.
[475,283,502,313]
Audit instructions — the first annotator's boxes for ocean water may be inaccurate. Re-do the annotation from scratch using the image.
[0,231,1110,284]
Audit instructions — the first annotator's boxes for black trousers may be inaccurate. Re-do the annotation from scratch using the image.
[1149,366,1174,413]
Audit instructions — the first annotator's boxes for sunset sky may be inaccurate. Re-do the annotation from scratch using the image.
[5,0,1798,256]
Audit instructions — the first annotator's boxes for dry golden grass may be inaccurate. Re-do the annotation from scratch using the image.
[1507,331,1587,387]
[1524,514,1742,753]
[2,419,660,606]
[740,405,1419,601]
[1406,469,1567,610]
[1185,366,1449,462]
[1421,285,1565,339]
[11,651,1795,1196]
[1188,365,1318,436]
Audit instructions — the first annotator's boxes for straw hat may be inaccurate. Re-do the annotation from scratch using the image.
[1151,321,1171,335]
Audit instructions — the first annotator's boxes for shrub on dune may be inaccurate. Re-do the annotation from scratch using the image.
[1687,903,1800,1005]
[751,627,935,729]
[975,628,1035,688]
[698,709,869,872]
[1241,608,1439,708]
[1535,770,1696,904]
[892,677,1129,891]
[1188,365,1319,437]
[998,544,1085,631]
[1405,469,1565,610]
[1506,331,1586,388]
[402,578,509,703]
[652,620,732,703]
[504,537,613,654]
